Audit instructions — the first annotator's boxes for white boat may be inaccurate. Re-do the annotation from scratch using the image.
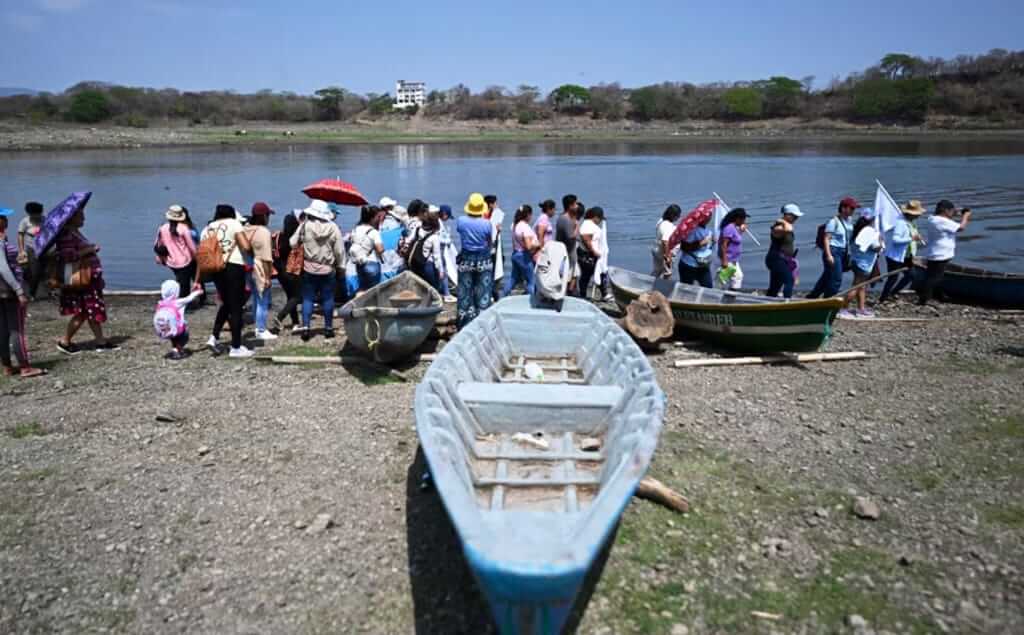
[414,295,665,634]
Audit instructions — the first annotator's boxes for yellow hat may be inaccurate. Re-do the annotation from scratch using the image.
[900,200,926,216]
[464,192,487,216]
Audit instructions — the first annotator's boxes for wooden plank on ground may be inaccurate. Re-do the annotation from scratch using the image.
[674,352,873,368]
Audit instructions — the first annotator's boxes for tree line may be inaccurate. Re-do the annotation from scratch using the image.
[1,49,1022,128]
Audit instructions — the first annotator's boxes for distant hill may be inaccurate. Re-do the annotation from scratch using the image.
[0,87,37,97]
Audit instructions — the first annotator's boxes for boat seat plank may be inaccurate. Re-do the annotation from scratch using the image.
[457,382,622,409]
[476,475,601,487]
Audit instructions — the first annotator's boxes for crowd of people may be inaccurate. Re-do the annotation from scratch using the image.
[0,189,973,375]
[656,195,971,318]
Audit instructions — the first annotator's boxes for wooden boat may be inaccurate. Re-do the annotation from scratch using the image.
[337,271,442,363]
[608,267,844,353]
[415,295,665,634]
[912,260,1024,309]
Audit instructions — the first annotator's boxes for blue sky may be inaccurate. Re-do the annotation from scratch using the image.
[3,0,1022,96]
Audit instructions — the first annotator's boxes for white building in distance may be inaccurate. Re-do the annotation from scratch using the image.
[394,80,426,109]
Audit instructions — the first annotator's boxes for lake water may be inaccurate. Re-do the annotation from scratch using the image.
[2,139,1023,290]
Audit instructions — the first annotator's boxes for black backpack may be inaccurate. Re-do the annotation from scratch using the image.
[407,228,437,275]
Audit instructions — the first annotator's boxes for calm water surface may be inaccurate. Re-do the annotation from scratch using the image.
[2,139,1023,289]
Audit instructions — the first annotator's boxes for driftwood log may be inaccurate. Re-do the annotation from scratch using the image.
[621,291,674,348]
[634,477,690,513]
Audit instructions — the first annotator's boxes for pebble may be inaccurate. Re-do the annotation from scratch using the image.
[155,413,177,423]
[197,446,211,456]
[847,614,868,629]
[852,496,880,520]
[54,380,66,391]
[814,507,829,518]
[957,600,986,624]
[306,513,333,535]
[670,625,689,635]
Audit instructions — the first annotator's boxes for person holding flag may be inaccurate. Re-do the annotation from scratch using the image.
[717,208,749,290]
[878,200,925,303]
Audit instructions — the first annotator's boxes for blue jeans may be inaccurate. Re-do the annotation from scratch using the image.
[356,261,381,291]
[301,272,336,329]
[808,247,846,298]
[502,250,535,297]
[252,285,272,332]
[678,261,713,288]
[422,261,443,293]
[765,251,795,298]
[457,250,493,329]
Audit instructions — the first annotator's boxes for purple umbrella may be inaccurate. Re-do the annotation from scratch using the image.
[34,191,91,256]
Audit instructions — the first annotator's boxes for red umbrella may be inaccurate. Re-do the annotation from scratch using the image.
[301,178,368,206]
[667,199,716,254]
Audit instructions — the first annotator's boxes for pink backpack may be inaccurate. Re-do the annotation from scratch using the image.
[153,297,185,339]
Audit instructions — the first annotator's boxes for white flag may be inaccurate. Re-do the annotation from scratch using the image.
[874,182,902,233]
[711,194,729,241]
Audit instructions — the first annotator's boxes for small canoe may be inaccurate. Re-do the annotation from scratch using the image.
[337,271,442,363]
[913,260,1024,309]
[415,295,665,634]
[609,267,843,354]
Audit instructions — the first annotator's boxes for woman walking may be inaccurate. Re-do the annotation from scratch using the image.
[437,204,458,302]
[0,207,44,377]
[348,205,385,293]
[54,203,118,354]
[717,208,748,290]
[918,199,971,306]
[577,206,605,298]
[274,211,303,332]
[202,204,253,358]
[677,213,714,288]
[503,205,539,297]
[456,193,494,329]
[652,204,682,278]
[808,197,858,299]
[878,200,925,303]
[765,204,802,298]
[154,205,198,310]
[17,201,45,300]
[291,199,346,340]
[842,213,883,317]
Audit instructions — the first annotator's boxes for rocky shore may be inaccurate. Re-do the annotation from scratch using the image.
[1,294,1022,633]
[3,118,1024,152]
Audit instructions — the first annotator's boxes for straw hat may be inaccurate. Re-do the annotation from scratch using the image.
[900,200,926,216]
[464,193,487,216]
[165,204,187,222]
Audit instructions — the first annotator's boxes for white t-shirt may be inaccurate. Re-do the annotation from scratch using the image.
[579,219,603,256]
[925,215,960,261]
[655,219,679,256]
[350,224,382,264]
[202,218,246,266]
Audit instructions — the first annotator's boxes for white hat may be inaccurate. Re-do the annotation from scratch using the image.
[379,196,397,208]
[302,199,334,221]
[781,203,803,218]
[428,204,440,213]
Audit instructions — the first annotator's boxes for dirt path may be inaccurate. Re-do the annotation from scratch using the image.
[1,295,1021,633]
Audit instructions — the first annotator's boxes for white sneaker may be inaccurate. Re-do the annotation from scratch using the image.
[443,295,457,304]
[206,335,220,350]
[292,325,307,334]
[255,329,278,341]
[229,346,254,359]
[603,293,614,302]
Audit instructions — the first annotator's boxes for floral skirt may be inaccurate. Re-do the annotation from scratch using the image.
[456,251,493,329]
[59,277,107,323]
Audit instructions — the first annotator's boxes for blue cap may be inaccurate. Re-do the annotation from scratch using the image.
[0,207,14,217]
[439,204,452,217]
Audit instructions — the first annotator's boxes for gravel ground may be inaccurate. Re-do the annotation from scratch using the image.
[1,293,1022,634]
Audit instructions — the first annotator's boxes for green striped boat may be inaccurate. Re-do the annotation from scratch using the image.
[608,267,844,354]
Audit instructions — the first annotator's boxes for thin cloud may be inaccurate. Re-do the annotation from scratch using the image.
[5,12,43,31]
[37,0,87,11]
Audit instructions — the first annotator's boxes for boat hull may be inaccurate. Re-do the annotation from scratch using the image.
[338,272,443,363]
[415,296,665,634]
[913,261,1024,309]
[609,267,842,354]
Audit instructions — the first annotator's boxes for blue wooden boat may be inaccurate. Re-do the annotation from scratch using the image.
[913,260,1024,309]
[414,295,665,634]
[338,271,443,363]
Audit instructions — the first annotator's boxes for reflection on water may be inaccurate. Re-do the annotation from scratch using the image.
[1,140,1022,289]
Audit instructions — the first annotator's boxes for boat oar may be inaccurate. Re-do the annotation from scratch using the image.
[838,266,911,297]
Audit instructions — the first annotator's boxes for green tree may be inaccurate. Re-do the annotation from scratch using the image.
[314,87,345,121]
[366,93,393,116]
[880,53,923,80]
[761,76,803,117]
[549,84,590,111]
[67,90,112,123]
[721,87,763,119]
[852,78,935,122]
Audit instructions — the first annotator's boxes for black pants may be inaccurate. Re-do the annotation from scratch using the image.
[276,272,301,325]
[212,263,246,348]
[26,251,44,299]
[918,259,949,305]
[169,262,199,310]
[578,256,597,300]
[0,298,29,367]
[879,257,912,302]
[678,261,713,288]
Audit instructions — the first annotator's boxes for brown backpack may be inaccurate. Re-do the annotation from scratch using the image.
[196,230,226,277]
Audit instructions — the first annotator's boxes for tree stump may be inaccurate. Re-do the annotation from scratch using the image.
[622,291,674,349]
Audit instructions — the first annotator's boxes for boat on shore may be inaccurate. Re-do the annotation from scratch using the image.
[608,267,843,353]
[414,295,665,634]
[337,271,442,364]
[912,260,1024,309]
